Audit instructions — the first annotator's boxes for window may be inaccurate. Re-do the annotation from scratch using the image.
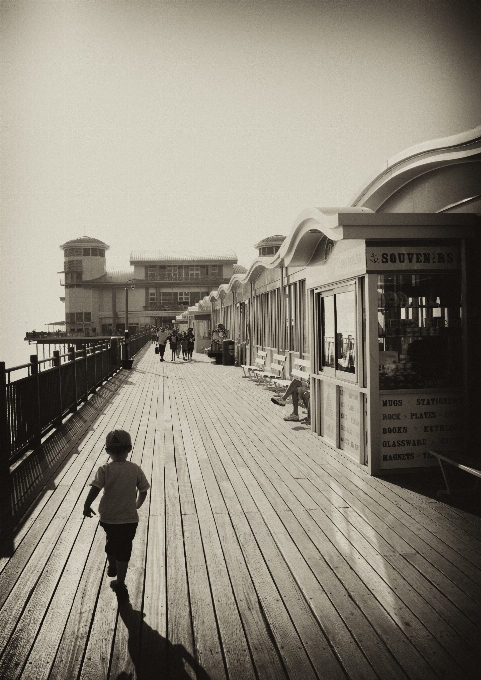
[84,312,92,323]
[83,248,91,256]
[149,288,156,303]
[320,284,357,382]
[166,265,178,280]
[66,271,82,284]
[378,273,462,389]
[160,292,174,303]
[190,292,201,304]
[299,279,307,355]
[211,265,218,275]
[148,266,156,280]
[189,266,200,280]
[64,247,83,257]
[260,246,276,256]
[284,281,306,353]
[75,312,83,322]
[66,260,82,271]
[178,292,190,302]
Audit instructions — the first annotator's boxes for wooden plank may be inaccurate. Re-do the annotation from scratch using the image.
[138,514,167,678]
[191,382,404,677]
[308,449,481,603]
[172,386,257,680]
[48,526,107,680]
[245,512,346,680]
[213,512,288,680]
[0,516,84,678]
[163,379,196,680]
[20,518,99,680]
[182,380,340,678]
[137,362,167,677]
[182,513,227,680]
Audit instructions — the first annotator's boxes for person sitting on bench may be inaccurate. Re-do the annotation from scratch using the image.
[271,378,310,424]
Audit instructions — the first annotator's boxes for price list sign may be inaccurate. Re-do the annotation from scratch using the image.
[339,387,360,457]
[379,392,463,469]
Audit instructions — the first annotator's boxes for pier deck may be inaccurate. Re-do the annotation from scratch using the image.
[1,344,480,679]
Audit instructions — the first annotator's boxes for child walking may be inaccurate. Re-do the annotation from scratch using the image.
[83,429,150,595]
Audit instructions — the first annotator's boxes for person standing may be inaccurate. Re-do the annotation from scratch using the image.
[168,330,178,362]
[186,328,195,361]
[175,329,182,360]
[181,332,189,360]
[157,327,169,362]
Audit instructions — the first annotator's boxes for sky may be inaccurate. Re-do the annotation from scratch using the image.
[1,0,480,367]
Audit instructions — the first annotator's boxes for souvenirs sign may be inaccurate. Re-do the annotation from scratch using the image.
[366,246,459,271]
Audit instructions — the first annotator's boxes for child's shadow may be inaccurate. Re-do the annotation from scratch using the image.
[115,593,212,680]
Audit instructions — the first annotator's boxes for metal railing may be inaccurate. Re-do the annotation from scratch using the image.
[146,274,224,282]
[143,304,190,312]
[0,331,150,464]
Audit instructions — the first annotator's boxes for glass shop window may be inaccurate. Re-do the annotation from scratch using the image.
[320,285,357,382]
[378,273,462,390]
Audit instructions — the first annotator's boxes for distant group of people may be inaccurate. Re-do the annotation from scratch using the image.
[154,326,195,362]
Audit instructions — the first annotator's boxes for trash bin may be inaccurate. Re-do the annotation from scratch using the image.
[222,339,235,366]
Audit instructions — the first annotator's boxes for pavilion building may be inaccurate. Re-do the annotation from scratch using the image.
[60,237,238,335]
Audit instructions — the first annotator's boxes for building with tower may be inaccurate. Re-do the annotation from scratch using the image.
[60,237,238,335]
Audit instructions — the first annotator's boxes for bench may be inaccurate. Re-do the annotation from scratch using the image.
[273,357,310,393]
[429,449,481,496]
[258,354,287,388]
[241,350,268,379]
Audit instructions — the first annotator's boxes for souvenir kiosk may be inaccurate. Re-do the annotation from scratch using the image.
[307,210,479,475]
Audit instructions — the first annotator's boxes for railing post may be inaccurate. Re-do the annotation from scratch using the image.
[0,362,10,463]
[100,341,105,383]
[30,355,42,447]
[68,345,77,412]
[82,346,88,402]
[53,350,63,428]
[110,337,119,373]
[0,362,12,533]
[92,343,97,393]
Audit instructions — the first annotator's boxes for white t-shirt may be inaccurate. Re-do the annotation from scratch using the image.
[90,460,150,523]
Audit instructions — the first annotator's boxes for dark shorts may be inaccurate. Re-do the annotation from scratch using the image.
[100,521,138,562]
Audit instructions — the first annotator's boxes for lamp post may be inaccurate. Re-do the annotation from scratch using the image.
[123,280,135,368]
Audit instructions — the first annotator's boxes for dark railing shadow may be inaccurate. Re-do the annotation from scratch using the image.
[0,367,135,556]
[380,467,481,517]
[115,593,212,680]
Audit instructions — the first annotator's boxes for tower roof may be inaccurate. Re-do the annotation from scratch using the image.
[254,234,286,249]
[60,236,109,250]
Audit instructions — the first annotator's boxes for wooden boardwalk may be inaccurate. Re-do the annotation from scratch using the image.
[1,343,480,680]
